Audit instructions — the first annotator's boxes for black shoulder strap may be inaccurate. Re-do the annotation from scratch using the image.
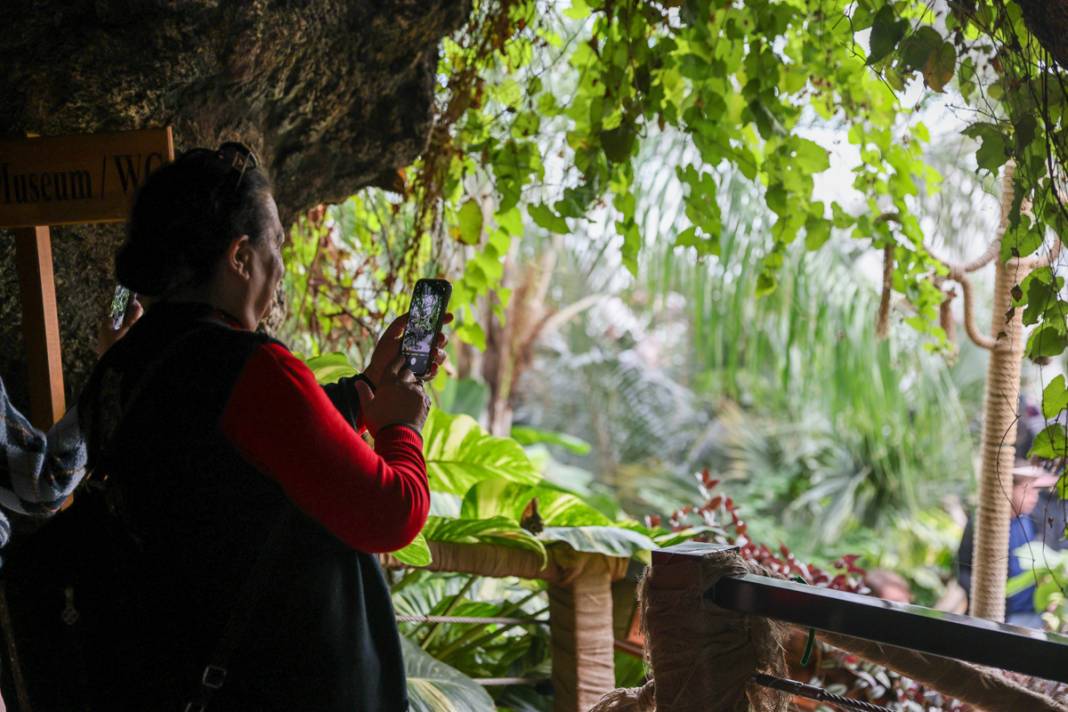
[182,507,290,712]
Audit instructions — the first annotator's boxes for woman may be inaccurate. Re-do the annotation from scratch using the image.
[78,143,442,710]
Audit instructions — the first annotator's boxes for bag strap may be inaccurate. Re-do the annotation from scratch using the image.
[182,507,290,712]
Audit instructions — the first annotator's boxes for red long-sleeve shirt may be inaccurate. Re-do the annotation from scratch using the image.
[219,342,429,553]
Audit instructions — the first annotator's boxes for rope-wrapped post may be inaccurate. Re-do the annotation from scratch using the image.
[970,166,1026,622]
[548,557,617,711]
[382,540,629,712]
[635,543,788,712]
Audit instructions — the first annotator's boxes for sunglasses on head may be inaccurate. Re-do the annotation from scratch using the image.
[180,141,260,188]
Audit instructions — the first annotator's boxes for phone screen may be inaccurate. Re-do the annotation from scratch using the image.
[109,285,131,330]
[402,280,451,374]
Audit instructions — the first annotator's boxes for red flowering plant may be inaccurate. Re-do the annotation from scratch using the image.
[636,469,963,710]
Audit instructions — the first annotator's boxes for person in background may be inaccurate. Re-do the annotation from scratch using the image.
[0,301,142,553]
[1015,392,1066,551]
[863,569,912,604]
[956,459,1059,628]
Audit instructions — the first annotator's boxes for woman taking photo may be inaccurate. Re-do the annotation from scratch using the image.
[77,143,442,710]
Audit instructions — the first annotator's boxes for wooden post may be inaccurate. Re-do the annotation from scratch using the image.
[381,542,629,711]
[13,225,65,428]
[548,568,617,712]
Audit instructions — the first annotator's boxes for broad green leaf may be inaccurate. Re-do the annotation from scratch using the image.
[793,138,831,173]
[423,410,541,494]
[1043,375,1068,420]
[1027,325,1068,360]
[1006,569,1036,596]
[402,636,496,712]
[1030,424,1068,460]
[962,123,1009,174]
[511,425,592,455]
[601,125,636,163]
[458,480,610,528]
[422,515,548,566]
[540,525,655,558]
[867,5,907,66]
[536,490,613,527]
[393,533,433,567]
[456,199,483,245]
[528,203,569,234]
[460,480,534,521]
[922,41,956,92]
[303,352,357,384]
[898,27,943,72]
[804,215,832,250]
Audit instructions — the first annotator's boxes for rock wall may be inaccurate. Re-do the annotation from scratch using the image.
[0,0,468,409]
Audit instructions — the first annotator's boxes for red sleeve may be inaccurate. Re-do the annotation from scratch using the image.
[220,342,429,553]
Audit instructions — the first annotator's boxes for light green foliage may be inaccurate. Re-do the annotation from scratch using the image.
[1007,545,1068,631]
[402,635,497,712]
[422,516,548,566]
[302,352,358,384]
[393,533,433,567]
[422,409,542,495]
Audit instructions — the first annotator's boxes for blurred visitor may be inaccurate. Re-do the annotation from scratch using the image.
[863,569,912,604]
[1015,392,1067,551]
[956,459,1059,628]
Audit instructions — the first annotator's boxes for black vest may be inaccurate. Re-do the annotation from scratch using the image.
[78,302,408,711]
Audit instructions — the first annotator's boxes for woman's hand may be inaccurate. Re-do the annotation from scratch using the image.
[354,354,431,436]
[95,296,143,356]
[364,312,453,386]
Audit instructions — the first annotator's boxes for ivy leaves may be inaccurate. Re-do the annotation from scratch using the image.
[867,5,908,66]
[865,5,956,92]
[962,123,1010,175]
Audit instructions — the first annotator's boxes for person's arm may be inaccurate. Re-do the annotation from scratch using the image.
[220,343,429,553]
[0,378,88,519]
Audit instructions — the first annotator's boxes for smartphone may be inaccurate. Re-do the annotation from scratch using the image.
[401,279,452,377]
[109,285,132,330]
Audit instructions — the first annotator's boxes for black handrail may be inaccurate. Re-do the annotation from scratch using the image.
[654,543,1068,684]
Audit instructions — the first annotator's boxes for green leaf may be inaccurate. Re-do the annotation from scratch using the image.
[867,5,908,66]
[456,199,483,245]
[303,352,357,384]
[805,214,832,250]
[422,410,541,495]
[422,515,548,566]
[402,636,497,712]
[460,480,533,521]
[962,123,1009,174]
[601,125,636,163]
[922,41,956,92]
[393,533,433,567]
[1006,569,1036,596]
[793,138,831,173]
[528,203,570,234]
[539,526,655,558]
[1027,325,1068,360]
[1043,375,1068,420]
[511,425,592,455]
[1030,424,1068,460]
[898,27,943,72]
[536,490,614,527]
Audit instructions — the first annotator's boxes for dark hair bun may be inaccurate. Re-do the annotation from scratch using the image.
[117,148,271,297]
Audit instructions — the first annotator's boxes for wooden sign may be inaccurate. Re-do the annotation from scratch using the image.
[0,127,173,228]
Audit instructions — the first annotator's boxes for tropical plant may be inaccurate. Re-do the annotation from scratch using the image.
[1008,543,1068,632]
